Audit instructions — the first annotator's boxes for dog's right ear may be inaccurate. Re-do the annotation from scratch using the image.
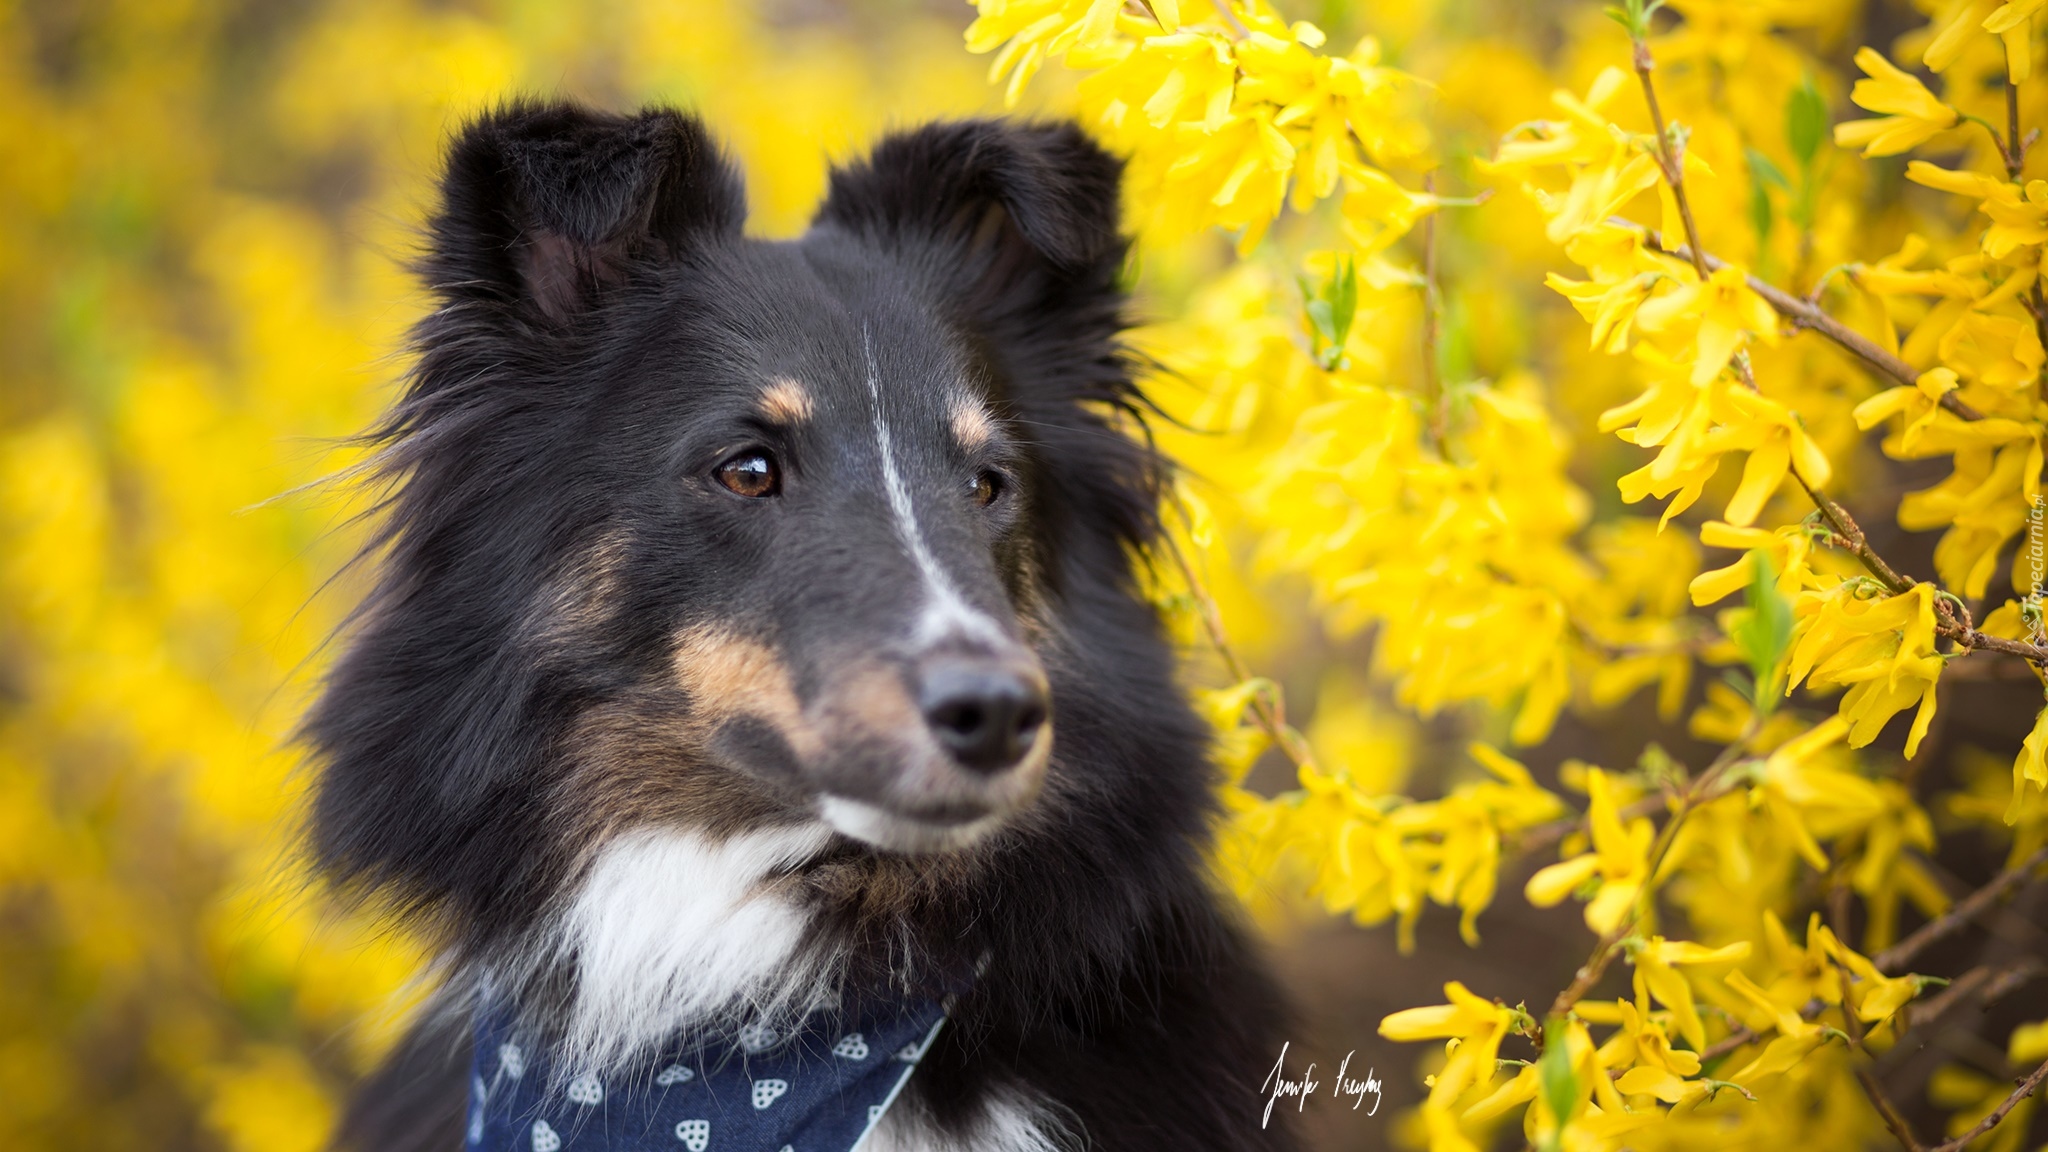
[428,102,744,325]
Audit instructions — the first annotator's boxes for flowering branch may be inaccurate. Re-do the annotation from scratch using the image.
[1422,170,1447,445]
[1840,970,1930,1150]
[1698,848,2048,1070]
[1625,219,2048,665]
[1633,226,1986,422]
[1544,729,1756,1024]
[1160,523,1320,773]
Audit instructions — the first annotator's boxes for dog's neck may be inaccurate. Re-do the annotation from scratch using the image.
[540,822,841,1072]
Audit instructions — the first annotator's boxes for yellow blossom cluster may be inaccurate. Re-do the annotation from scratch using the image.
[973,0,2048,1148]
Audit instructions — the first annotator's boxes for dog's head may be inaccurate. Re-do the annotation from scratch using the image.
[309,104,1163,922]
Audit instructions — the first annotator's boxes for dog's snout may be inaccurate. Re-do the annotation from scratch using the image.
[918,658,1048,773]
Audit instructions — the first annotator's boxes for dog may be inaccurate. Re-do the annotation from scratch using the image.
[308,102,1296,1152]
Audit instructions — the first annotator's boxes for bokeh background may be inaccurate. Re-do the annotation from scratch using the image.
[1,1,2043,1150]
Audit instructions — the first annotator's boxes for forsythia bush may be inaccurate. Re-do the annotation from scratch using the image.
[968,0,2048,1147]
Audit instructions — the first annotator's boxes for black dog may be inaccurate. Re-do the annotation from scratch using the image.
[310,102,1295,1151]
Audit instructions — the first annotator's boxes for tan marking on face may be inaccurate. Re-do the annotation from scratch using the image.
[522,525,631,656]
[950,397,995,450]
[818,661,924,742]
[757,377,814,424]
[672,625,822,760]
[559,691,796,850]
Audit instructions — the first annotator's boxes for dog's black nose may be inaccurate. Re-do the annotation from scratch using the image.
[919,659,1049,773]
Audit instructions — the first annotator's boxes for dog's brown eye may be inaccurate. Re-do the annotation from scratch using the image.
[973,470,1004,507]
[716,451,780,498]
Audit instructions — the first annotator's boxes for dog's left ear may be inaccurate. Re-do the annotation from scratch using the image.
[812,120,1124,306]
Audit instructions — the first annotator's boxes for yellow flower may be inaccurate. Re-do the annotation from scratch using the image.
[1787,583,1946,757]
[1984,0,2047,82]
[1689,522,1815,605]
[1924,0,2002,72]
[1546,272,1660,353]
[1525,767,1653,934]
[1938,310,2048,388]
[2014,702,2048,822]
[1723,968,1829,1082]
[1907,162,2048,258]
[1379,981,1519,1113]
[1632,937,1753,1050]
[1853,368,1967,456]
[1488,67,1633,171]
[1819,924,1924,1022]
[1609,998,1705,1103]
[1633,264,1780,386]
[1835,48,1958,156]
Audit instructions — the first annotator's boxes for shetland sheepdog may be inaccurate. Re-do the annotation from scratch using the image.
[310,102,1295,1152]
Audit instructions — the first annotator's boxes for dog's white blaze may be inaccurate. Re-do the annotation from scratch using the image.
[860,1086,1072,1152]
[861,327,1003,647]
[558,823,835,1068]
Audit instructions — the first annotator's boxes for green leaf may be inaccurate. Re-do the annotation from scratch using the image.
[1603,0,1666,39]
[1746,162,1776,249]
[1729,551,1794,711]
[1786,76,1828,170]
[1746,147,1789,191]
[1299,255,1359,370]
[1538,1016,1581,1151]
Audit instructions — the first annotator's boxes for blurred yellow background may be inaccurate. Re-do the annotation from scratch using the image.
[0,3,1010,1147]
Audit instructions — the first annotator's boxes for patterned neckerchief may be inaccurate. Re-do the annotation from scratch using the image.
[465,998,950,1152]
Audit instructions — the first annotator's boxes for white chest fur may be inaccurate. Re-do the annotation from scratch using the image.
[552,823,1072,1151]
[554,823,836,1070]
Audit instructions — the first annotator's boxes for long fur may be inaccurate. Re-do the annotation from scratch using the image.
[310,103,1296,1150]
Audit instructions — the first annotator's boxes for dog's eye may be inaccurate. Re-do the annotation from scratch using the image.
[715,451,780,498]
[972,469,1004,507]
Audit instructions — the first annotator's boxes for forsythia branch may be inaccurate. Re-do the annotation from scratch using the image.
[1928,1057,2048,1152]
[1872,845,2048,972]
[1632,225,1987,422]
[1830,947,1929,1152]
[1161,525,1320,772]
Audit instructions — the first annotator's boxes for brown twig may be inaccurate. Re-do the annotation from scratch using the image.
[1794,475,1917,595]
[2005,79,2026,180]
[1631,43,1709,282]
[1422,170,1446,445]
[1828,898,1930,1152]
[1855,1054,1930,1151]
[1792,461,2048,664]
[1927,1057,2048,1152]
[1874,846,2048,973]
[1159,526,1319,772]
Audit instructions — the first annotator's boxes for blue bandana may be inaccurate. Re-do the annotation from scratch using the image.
[465,1000,949,1152]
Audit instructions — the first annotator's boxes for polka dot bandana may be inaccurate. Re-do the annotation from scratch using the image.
[466,1000,948,1152]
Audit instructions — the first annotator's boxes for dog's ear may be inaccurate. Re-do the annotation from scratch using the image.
[813,120,1124,302]
[429,102,744,324]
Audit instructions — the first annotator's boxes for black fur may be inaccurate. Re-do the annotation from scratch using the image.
[311,102,1295,1151]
